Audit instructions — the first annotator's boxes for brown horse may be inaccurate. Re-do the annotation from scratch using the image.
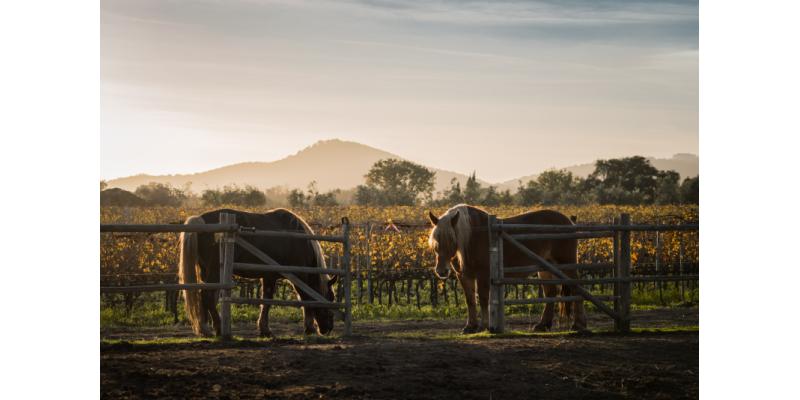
[427,204,587,333]
[178,208,337,337]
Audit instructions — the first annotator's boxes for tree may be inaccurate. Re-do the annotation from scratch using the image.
[513,169,594,206]
[287,189,307,208]
[354,185,381,206]
[537,169,576,205]
[134,182,186,206]
[498,189,514,205]
[288,181,339,207]
[201,185,266,207]
[100,188,146,206]
[586,156,670,205]
[516,180,543,206]
[482,185,501,206]
[357,159,435,205]
[680,176,699,204]
[441,178,464,204]
[463,172,482,204]
[655,171,681,205]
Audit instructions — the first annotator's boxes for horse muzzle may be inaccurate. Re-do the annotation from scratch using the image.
[434,266,451,280]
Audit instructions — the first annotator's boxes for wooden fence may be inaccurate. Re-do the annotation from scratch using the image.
[487,212,699,333]
[100,212,353,339]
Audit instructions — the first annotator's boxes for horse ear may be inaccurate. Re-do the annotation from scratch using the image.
[327,274,339,287]
[450,211,460,228]
[428,211,439,225]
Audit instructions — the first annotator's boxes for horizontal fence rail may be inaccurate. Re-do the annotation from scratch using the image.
[100,282,236,293]
[238,228,345,243]
[226,298,344,309]
[505,295,617,305]
[495,275,699,286]
[493,223,698,233]
[508,231,615,240]
[503,263,615,274]
[101,224,239,233]
[233,262,347,276]
[488,213,698,334]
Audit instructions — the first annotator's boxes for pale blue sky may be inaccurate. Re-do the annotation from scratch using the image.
[101,0,698,182]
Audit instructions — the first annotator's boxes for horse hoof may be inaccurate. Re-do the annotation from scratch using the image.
[532,323,550,332]
[462,326,479,334]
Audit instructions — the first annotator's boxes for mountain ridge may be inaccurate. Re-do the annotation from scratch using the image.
[105,139,698,194]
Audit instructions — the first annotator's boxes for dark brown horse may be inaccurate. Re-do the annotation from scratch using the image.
[427,204,586,333]
[178,208,337,337]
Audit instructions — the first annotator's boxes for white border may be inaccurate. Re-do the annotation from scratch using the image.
[0,1,99,398]
[701,0,800,398]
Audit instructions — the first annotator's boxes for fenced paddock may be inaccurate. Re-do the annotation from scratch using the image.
[100,210,699,399]
[100,214,699,330]
[487,212,699,333]
[100,212,353,339]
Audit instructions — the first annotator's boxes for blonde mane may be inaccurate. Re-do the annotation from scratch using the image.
[428,204,473,266]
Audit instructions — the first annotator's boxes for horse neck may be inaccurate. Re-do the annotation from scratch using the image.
[458,207,489,267]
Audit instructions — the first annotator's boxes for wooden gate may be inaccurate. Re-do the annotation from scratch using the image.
[487,213,698,333]
[100,212,353,339]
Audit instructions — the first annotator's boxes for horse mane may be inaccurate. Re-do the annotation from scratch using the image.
[429,204,473,267]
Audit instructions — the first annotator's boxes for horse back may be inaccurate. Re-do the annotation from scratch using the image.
[196,208,321,281]
[501,209,578,270]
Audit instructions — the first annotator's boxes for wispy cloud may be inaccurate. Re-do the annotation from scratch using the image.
[101,0,698,182]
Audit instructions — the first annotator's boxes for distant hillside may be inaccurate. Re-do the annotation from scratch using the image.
[107,139,698,195]
[106,139,485,193]
[496,153,699,191]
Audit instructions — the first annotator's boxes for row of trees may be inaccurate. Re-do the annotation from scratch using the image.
[355,156,698,206]
[100,156,699,208]
[287,182,340,207]
[101,182,268,208]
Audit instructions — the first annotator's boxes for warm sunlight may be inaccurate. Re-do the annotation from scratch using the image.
[102,0,698,182]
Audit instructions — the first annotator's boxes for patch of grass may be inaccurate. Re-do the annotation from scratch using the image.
[100,285,698,329]
[102,337,215,346]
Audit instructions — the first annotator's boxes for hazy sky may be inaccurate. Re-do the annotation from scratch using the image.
[101,0,698,182]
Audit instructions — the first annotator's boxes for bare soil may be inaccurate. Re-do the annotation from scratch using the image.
[101,308,698,399]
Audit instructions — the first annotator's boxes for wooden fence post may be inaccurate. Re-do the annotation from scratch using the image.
[220,212,235,340]
[488,215,505,333]
[366,223,373,304]
[612,217,620,327]
[342,218,353,336]
[355,241,362,304]
[616,213,632,333]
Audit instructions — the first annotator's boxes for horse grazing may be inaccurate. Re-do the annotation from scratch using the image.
[178,208,337,337]
[427,204,587,333]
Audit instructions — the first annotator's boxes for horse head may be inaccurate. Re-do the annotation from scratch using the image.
[427,207,469,279]
[311,274,338,334]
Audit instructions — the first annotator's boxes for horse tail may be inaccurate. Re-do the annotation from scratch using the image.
[178,215,206,336]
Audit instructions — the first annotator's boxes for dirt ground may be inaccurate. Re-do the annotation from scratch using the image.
[101,308,698,399]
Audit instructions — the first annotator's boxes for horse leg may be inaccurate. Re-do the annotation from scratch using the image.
[302,306,318,335]
[477,276,490,331]
[298,284,319,335]
[565,269,589,332]
[201,289,221,337]
[458,274,479,334]
[533,272,558,332]
[257,278,276,337]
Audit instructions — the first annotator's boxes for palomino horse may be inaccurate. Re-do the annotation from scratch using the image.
[428,204,587,333]
[178,208,337,337]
